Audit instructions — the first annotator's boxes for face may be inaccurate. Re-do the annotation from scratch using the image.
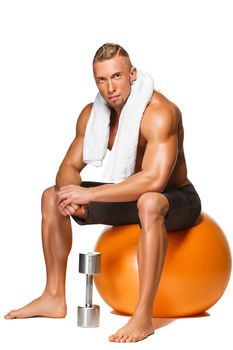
[93,55,137,113]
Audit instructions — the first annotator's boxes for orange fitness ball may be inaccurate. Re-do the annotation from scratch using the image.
[94,212,232,317]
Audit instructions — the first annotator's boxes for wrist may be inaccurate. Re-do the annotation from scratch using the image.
[88,187,96,202]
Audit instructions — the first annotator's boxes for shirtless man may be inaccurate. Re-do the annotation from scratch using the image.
[5,43,201,343]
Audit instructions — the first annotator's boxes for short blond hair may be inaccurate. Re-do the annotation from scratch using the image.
[93,43,132,68]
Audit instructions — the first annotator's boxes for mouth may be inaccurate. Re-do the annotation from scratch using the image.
[108,95,120,102]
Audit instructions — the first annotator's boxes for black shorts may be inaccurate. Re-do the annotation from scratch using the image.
[72,181,202,232]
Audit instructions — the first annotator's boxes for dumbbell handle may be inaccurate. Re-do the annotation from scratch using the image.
[85,274,93,307]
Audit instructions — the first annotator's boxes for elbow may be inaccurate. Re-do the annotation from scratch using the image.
[55,169,62,190]
[146,176,165,193]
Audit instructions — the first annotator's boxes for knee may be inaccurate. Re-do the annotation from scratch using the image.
[137,192,168,222]
[41,186,57,213]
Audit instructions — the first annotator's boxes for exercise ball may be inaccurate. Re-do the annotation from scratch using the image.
[94,212,231,317]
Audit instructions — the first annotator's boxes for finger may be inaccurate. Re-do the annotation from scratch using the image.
[70,203,79,210]
[58,203,69,215]
[66,205,76,215]
[59,198,73,209]
[64,208,71,216]
[56,191,71,205]
[57,201,71,215]
[57,186,74,197]
[58,201,78,217]
[57,206,68,216]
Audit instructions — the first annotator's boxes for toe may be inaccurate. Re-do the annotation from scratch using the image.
[120,335,129,343]
[109,333,120,342]
[108,335,115,342]
[4,311,16,319]
[115,335,124,343]
[126,336,133,343]
[132,336,139,342]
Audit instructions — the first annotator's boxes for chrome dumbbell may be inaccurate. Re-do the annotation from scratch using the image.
[77,252,101,328]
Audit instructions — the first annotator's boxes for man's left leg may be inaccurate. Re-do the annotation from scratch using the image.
[109,192,169,343]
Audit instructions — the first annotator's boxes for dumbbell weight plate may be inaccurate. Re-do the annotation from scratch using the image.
[79,252,101,274]
[77,305,100,328]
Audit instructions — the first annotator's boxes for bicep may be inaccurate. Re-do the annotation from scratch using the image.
[60,135,86,172]
[59,103,93,172]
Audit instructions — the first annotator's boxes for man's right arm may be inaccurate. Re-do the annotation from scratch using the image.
[55,103,93,190]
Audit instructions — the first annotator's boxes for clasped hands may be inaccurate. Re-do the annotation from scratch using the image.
[56,185,93,217]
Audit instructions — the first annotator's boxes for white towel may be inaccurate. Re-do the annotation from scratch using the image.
[83,69,154,182]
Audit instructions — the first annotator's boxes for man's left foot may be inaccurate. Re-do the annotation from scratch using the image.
[109,315,154,343]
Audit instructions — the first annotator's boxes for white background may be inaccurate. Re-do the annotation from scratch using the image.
[0,0,232,349]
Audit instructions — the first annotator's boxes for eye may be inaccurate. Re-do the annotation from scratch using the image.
[96,77,105,84]
[114,73,122,79]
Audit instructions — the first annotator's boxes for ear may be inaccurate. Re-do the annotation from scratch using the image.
[130,67,137,83]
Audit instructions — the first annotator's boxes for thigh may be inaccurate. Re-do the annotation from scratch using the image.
[72,200,140,226]
[72,181,140,226]
[163,184,202,232]
[88,201,140,226]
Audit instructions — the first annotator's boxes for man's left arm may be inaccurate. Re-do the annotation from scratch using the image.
[90,108,179,202]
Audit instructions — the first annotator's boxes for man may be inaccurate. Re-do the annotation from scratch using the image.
[5,43,201,343]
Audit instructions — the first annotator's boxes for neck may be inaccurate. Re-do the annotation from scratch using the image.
[110,90,131,118]
[111,108,122,121]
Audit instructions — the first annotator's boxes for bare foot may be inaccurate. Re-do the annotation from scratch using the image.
[4,293,67,319]
[109,315,154,343]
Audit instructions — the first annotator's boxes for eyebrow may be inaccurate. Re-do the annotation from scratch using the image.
[95,71,123,79]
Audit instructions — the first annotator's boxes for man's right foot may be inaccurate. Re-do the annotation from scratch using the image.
[4,293,67,319]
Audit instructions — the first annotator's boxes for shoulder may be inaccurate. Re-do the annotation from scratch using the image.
[141,92,181,141]
[76,102,93,136]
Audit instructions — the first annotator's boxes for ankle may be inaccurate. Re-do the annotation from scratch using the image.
[133,309,152,321]
[133,303,153,320]
[43,289,66,300]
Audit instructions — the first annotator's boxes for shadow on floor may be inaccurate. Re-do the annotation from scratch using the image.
[110,310,210,331]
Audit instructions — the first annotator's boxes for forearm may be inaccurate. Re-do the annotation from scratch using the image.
[55,165,82,190]
[91,171,161,202]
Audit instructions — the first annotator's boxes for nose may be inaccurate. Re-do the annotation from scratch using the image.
[107,79,115,94]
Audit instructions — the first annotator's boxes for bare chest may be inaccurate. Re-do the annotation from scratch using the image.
[107,127,118,151]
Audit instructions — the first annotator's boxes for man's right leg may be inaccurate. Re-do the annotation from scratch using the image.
[4,186,83,319]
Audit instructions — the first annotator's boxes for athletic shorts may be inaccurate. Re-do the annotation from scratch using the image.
[72,181,202,232]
